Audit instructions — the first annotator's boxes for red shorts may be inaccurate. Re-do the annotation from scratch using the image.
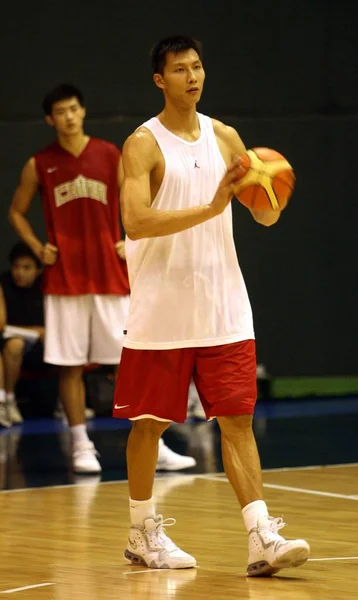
[113,339,257,422]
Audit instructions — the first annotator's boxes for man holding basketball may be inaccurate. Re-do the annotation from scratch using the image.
[114,35,310,576]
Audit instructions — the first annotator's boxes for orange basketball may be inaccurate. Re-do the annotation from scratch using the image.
[235,147,295,211]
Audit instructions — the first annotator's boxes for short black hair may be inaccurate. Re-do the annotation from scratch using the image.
[42,83,85,116]
[9,242,42,269]
[151,35,203,75]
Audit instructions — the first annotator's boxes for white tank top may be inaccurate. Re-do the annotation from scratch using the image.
[123,113,254,349]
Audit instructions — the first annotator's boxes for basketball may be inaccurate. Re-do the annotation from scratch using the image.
[235,147,295,211]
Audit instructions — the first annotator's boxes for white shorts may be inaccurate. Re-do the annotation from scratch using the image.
[44,294,130,366]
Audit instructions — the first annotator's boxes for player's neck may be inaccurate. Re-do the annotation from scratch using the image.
[57,132,90,157]
[158,105,200,141]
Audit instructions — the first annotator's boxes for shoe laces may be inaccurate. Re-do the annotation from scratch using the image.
[147,516,177,551]
[267,516,286,534]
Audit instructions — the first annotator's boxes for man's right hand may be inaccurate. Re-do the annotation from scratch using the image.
[210,156,245,217]
[41,243,58,265]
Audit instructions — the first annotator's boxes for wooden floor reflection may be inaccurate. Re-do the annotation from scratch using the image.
[0,465,357,599]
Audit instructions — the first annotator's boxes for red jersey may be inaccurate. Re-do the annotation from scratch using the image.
[34,138,130,296]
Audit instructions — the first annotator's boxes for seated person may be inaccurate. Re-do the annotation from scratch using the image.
[0,351,10,428]
[0,242,44,424]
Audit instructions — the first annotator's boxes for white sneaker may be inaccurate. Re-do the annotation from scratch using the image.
[247,516,310,577]
[7,401,23,424]
[72,441,102,474]
[187,383,206,420]
[157,439,196,471]
[0,403,11,428]
[124,514,196,569]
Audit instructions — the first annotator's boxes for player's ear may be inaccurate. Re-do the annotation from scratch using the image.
[44,115,54,127]
[81,106,87,119]
[153,73,164,90]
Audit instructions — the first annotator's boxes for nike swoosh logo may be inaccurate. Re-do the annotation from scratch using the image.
[114,404,130,410]
[128,538,137,550]
[256,531,287,551]
[47,167,57,173]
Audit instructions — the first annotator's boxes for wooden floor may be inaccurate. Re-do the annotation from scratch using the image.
[0,465,357,599]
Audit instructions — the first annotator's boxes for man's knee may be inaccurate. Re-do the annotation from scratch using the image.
[131,418,170,439]
[217,414,253,435]
[60,365,84,380]
[3,338,26,359]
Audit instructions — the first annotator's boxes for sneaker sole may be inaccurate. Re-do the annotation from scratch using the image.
[124,549,196,570]
[247,544,310,577]
[73,466,102,474]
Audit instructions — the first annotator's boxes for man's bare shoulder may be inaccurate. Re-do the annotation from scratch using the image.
[211,118,246,155]
[123,127,159,162]
[212,118,240,143]
[22,157,39,182]
[27,156,36,169]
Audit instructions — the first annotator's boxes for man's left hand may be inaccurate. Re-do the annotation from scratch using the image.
[115,240,126,260]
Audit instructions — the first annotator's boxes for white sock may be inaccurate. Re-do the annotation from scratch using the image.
[6,392,15,403]
[242,500,269,532]
[129,497,156,525]
[0,389,6,404]
[70,424,90,447]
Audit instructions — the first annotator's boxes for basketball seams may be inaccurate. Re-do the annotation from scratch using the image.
[274,172,296,191]
[252,186,275,211]
[236,147,295,211]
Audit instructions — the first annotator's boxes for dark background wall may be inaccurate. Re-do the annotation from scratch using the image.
[1,0,357,376]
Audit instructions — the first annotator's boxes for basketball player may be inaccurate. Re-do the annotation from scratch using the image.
[8,84,195,474]
[114,36,310,576]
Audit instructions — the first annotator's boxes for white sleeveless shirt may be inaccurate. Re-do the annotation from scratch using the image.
[123,113,254,349]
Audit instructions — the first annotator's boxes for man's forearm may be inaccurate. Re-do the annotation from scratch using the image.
[9,210,43,256]
[125,204,215,240]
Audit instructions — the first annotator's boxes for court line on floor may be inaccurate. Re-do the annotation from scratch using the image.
[263,483,358,500]
[122,565,201,575]
[0,477,138,494]
[197,474,358,501]
[122,569,165,575]
[1,462,357,495]
[262,462,358,473]
[0,474,202,495]
[308,556,358,562]
[0,583,56,594]
[0,476,189,495]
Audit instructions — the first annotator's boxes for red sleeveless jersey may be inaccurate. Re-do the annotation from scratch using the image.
[34,138,129,295]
